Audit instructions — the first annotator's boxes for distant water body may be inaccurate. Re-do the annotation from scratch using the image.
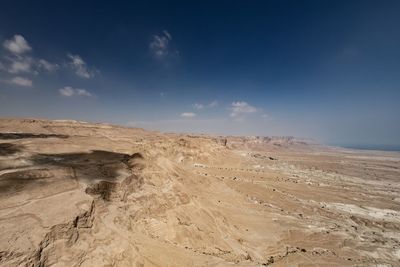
[336,144,400,152]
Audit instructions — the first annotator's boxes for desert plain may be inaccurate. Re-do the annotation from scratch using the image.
[0,118,399,266]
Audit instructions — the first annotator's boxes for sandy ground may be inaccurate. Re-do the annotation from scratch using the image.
[0,118,399,266]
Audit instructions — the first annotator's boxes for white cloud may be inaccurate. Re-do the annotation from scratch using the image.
[180,112,196,118]
[230,101,258,118]
[59,86,93,97]
[3,35,32,54]
[150,30,173,58]
[67,53,94,78]
[3,57,58,74]
[59,86,74,97]
[38,59,59,72]
[193,103,204,110]
[1,34,58,75]
[8,57,33,74]
[9,76,33,87]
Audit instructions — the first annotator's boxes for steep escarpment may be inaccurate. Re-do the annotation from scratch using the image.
[25,200,96,267]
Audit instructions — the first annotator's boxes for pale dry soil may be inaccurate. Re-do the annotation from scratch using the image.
[0,118,399,266]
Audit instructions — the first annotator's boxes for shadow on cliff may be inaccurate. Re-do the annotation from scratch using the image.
[0,133,69,140]
[0,143,25,156]
[0,150,136,194]
[30,150,133,181]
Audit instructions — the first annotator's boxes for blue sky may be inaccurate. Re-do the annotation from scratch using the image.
[0,0,399,145]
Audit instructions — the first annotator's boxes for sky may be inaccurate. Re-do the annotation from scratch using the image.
[0,0,399,146]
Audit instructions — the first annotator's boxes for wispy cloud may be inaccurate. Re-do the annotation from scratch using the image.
[67,53,95,78]
[163,30,172,40]
[8,76,33,87]
[38,59,59,72]
[3,35,32,54]
[261,113,270,119]
[180,112,196,118]
[150,30,178,59]
[193,103,204,110]
[230,101,258,119]
[59,86,93,97]
[208,100,218,108]
[192,100,218,110]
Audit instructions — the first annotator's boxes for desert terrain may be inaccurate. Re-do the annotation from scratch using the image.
[0,118,399,266]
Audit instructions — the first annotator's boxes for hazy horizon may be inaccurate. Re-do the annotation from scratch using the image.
[1,1,400,146]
